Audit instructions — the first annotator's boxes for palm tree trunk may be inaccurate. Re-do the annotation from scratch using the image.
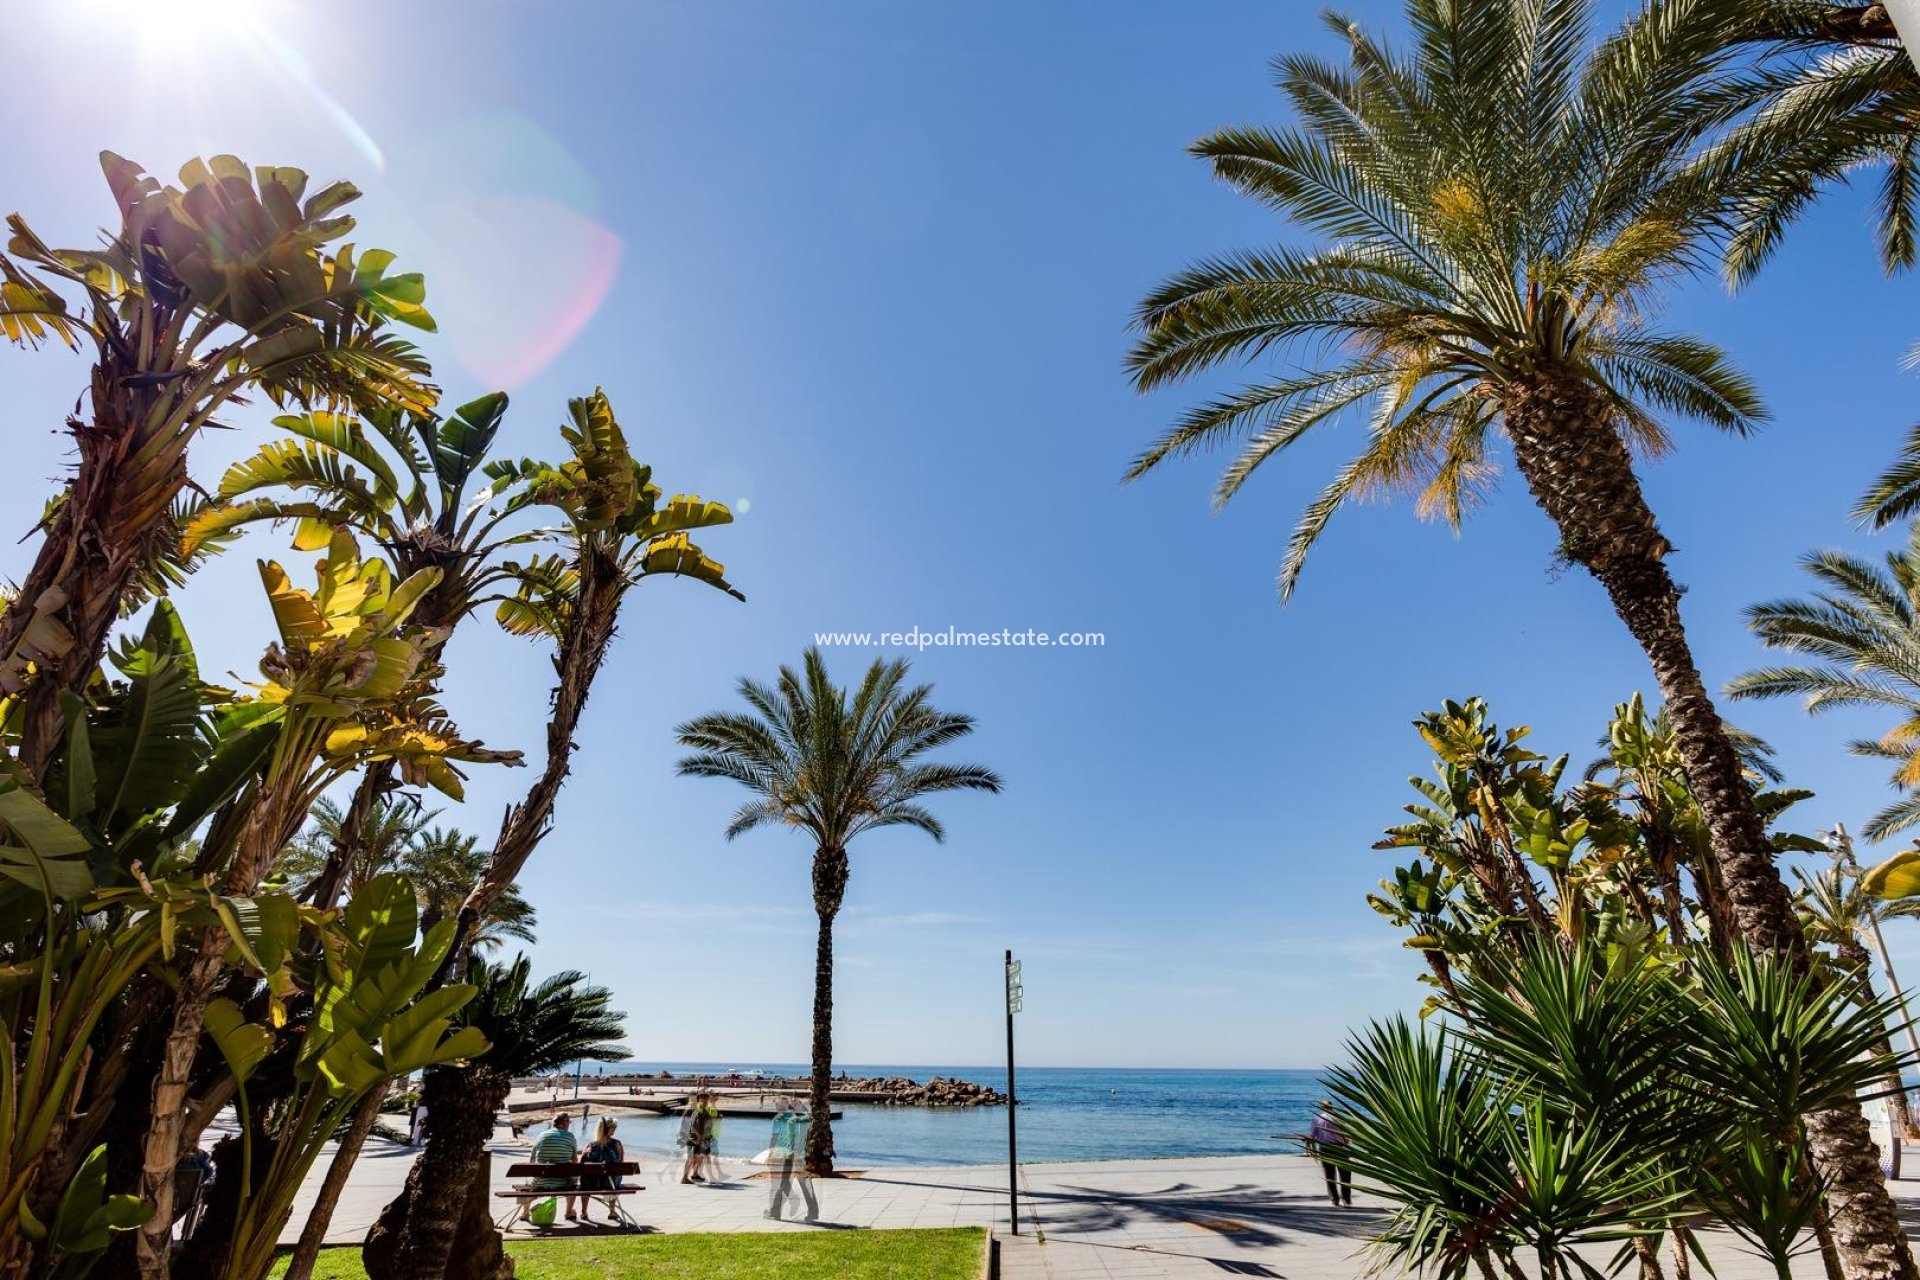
[363,1066,510,1280]
[284,1088,389,1280]
[807,846,849,1177]
[363,561,625,1279]
[1841,941,1915,1152]
[1502,365,1919,1280]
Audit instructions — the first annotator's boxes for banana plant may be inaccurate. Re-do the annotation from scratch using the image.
[200,874,487,1280]
[0,153,438,781]
[183,391,537,912]
[131,530,515,1276]
[0,602,289,1278]
[369,391,741,1280]
[449,388,741,961]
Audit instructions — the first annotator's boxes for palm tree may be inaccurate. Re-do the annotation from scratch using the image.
[676,648,1002,1175]
[0,154,437,782]
[361,957,625,1280]
[276,798,437,902]
[1702,3,1920,282]
[1796,865,1920,1139]
[398,826,537,951]
[1729,526,1920,841]
[1124,4,1912,1272]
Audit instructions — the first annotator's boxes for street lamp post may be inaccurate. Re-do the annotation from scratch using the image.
[1005,950,1022,1235]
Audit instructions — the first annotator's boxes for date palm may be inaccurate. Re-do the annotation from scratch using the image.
[1702,2,1920,282]
[1729,527,1920,840]
[677,648,1001,1174]
[1126,3,1912,1272]
[1796,865,1920,1139]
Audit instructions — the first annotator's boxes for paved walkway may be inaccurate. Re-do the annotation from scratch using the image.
[281,1131,1920,1278]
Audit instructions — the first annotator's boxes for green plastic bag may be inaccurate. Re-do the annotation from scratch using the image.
[529,1197,558,1226]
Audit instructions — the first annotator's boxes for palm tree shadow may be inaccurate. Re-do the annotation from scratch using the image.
[1033,1180,1379,1250]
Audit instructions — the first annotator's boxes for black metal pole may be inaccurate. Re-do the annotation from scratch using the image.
[1007,949,1018,1235]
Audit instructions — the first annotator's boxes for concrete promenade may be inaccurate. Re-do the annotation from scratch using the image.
[281,1134,1920,1278]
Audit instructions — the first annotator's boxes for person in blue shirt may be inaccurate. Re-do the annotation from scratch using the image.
[764,1098,819,1221]
[1306,1100,1351,1207]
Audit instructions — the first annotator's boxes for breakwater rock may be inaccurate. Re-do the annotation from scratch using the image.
[847,1074,1008,1107]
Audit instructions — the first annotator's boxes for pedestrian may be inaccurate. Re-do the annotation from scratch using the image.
[409,1100,429,1147]
[764,1098,819,1221]
[679,1092,719,1184]
[1306,1099,1352,1207]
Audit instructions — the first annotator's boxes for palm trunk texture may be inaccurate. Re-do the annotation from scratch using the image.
[363,1066,512,1280]
[808,846,850,1177]
[1502,364,1919,1280]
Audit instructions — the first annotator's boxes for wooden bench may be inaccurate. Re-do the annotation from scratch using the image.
[495,1161,645,1231]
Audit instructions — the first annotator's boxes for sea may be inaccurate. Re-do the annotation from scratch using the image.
[570,1063,1327,1168]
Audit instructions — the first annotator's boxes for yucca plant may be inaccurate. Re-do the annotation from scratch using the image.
[0,154,437,782]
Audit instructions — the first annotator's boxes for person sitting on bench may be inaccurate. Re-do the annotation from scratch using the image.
[525,1113,583,1221]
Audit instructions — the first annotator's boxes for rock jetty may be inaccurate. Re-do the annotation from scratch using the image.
[847,1074,1007,1107]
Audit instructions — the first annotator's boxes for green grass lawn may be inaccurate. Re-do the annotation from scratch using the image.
[268,1228,985,1279]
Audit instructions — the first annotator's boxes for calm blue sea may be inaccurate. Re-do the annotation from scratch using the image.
[574,1063,1327,1168]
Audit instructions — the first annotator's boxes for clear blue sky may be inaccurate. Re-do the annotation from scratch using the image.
[6,0,1920,1068]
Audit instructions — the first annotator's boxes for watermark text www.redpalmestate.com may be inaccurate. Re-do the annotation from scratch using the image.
[813,626,1106,651]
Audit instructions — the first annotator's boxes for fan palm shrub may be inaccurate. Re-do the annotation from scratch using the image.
[1125,3,1912,1264]
[360,957,624,1280]
[677,648,1001,1174]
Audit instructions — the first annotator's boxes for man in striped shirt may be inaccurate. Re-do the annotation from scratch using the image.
[530,1113,583,1221]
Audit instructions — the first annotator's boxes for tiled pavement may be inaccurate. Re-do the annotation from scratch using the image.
[280,1130,1920,1278]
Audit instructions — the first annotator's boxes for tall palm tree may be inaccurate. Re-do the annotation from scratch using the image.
[360,957,624,1280]
[1124,3,1913,1273]
[398,825,537,951]
[677,648,1001,1175]
[275,797,437,902]
[1796,865,1920,1138]
[1729,526,1920,840]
